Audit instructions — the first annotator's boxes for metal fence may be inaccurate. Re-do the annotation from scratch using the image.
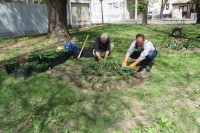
[0,3,48,38]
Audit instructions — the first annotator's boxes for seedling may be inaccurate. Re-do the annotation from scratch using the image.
[78,57,136,88]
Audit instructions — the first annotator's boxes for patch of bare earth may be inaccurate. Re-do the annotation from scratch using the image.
[108,100,154,133]
[166,85,200,132]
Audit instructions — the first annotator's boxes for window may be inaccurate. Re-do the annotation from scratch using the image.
[107,3,118,10]
[166,3,169,10]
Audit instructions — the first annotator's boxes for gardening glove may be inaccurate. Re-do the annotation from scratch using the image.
[98,57,103,61]
[129,62,137,69]
[120,61,127,69]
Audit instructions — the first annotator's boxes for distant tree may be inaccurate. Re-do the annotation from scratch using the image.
[196,0,200,24]
[141,0,148,24]
[160,0,168,19]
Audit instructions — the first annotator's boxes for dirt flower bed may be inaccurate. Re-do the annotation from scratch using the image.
[77,57,144,91]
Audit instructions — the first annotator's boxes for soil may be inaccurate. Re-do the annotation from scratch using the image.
[49,61,147,92]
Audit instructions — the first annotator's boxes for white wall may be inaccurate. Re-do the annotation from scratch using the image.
[91,0,129,23]
[148,0,161,14]
[172,5,182,18]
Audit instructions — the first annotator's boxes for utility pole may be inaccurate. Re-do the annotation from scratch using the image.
[135,0,138,20]
[99,0,104,24]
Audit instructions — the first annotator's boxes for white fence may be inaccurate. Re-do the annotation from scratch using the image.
[0,3,48,38]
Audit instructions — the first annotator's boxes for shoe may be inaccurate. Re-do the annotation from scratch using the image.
[145,61,154,72]
[145,65,152,72]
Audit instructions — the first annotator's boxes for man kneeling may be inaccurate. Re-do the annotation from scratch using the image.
[92,33,114,61]
[121,34,157,72]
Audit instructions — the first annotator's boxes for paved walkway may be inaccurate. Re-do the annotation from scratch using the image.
[110,19,197,25]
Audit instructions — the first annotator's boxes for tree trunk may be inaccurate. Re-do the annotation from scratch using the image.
[197,1,200,24]
[46,0,70,41]
[160,0,168,20]
[142,1,148,24]
[160,0,164,19]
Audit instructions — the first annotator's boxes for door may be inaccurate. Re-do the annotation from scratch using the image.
[71,3,90,24]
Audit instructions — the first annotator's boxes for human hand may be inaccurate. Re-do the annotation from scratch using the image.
[129,62,137,68]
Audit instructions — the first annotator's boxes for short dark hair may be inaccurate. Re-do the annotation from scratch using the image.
[136,34,145,40]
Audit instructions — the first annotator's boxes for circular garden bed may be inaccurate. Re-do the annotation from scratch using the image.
[77,57,145,91]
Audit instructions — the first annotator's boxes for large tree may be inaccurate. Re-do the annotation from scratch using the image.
[196,0,200,24]
[138,0,149,24]
[46,0,70,41]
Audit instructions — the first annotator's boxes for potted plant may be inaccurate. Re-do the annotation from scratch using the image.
[13,66,31,78]
[28,52,41,62]
[57,49,71,63]
[44,54,61,67]
[2,59,19,74]
[24,61,39,71]
[32,62,49,73]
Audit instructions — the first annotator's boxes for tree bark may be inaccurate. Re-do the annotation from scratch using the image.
[196,1,200,24]
[160,0,168,20]
[46,0,70,41]
[142,1,148,24]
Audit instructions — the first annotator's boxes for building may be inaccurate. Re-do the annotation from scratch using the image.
[162,0,197,19]
[67,0,130,27]
[172,0,197,19]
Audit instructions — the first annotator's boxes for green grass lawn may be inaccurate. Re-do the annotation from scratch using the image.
[0,24,200,132]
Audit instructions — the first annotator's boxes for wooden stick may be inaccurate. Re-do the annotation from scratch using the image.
[78,34,89,59]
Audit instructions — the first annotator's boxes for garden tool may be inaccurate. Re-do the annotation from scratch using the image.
[78,34,89,59]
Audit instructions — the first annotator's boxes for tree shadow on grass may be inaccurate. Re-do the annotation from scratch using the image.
[0,68,136,132]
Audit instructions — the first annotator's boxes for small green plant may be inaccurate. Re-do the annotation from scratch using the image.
[130,117,178,133]
[32,62,49,73]
[34,63,48,69]
[163,39,195,50]
[2,59,19,74]
[28,52,41,62]
[13,66,31,78]
[24,61,39,68]
[78,57,135,85]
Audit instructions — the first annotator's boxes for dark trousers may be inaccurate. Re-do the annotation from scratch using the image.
[130,50,157,65]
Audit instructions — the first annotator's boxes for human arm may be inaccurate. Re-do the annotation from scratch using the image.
[104,50,110,59]
[121,41,136,66]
